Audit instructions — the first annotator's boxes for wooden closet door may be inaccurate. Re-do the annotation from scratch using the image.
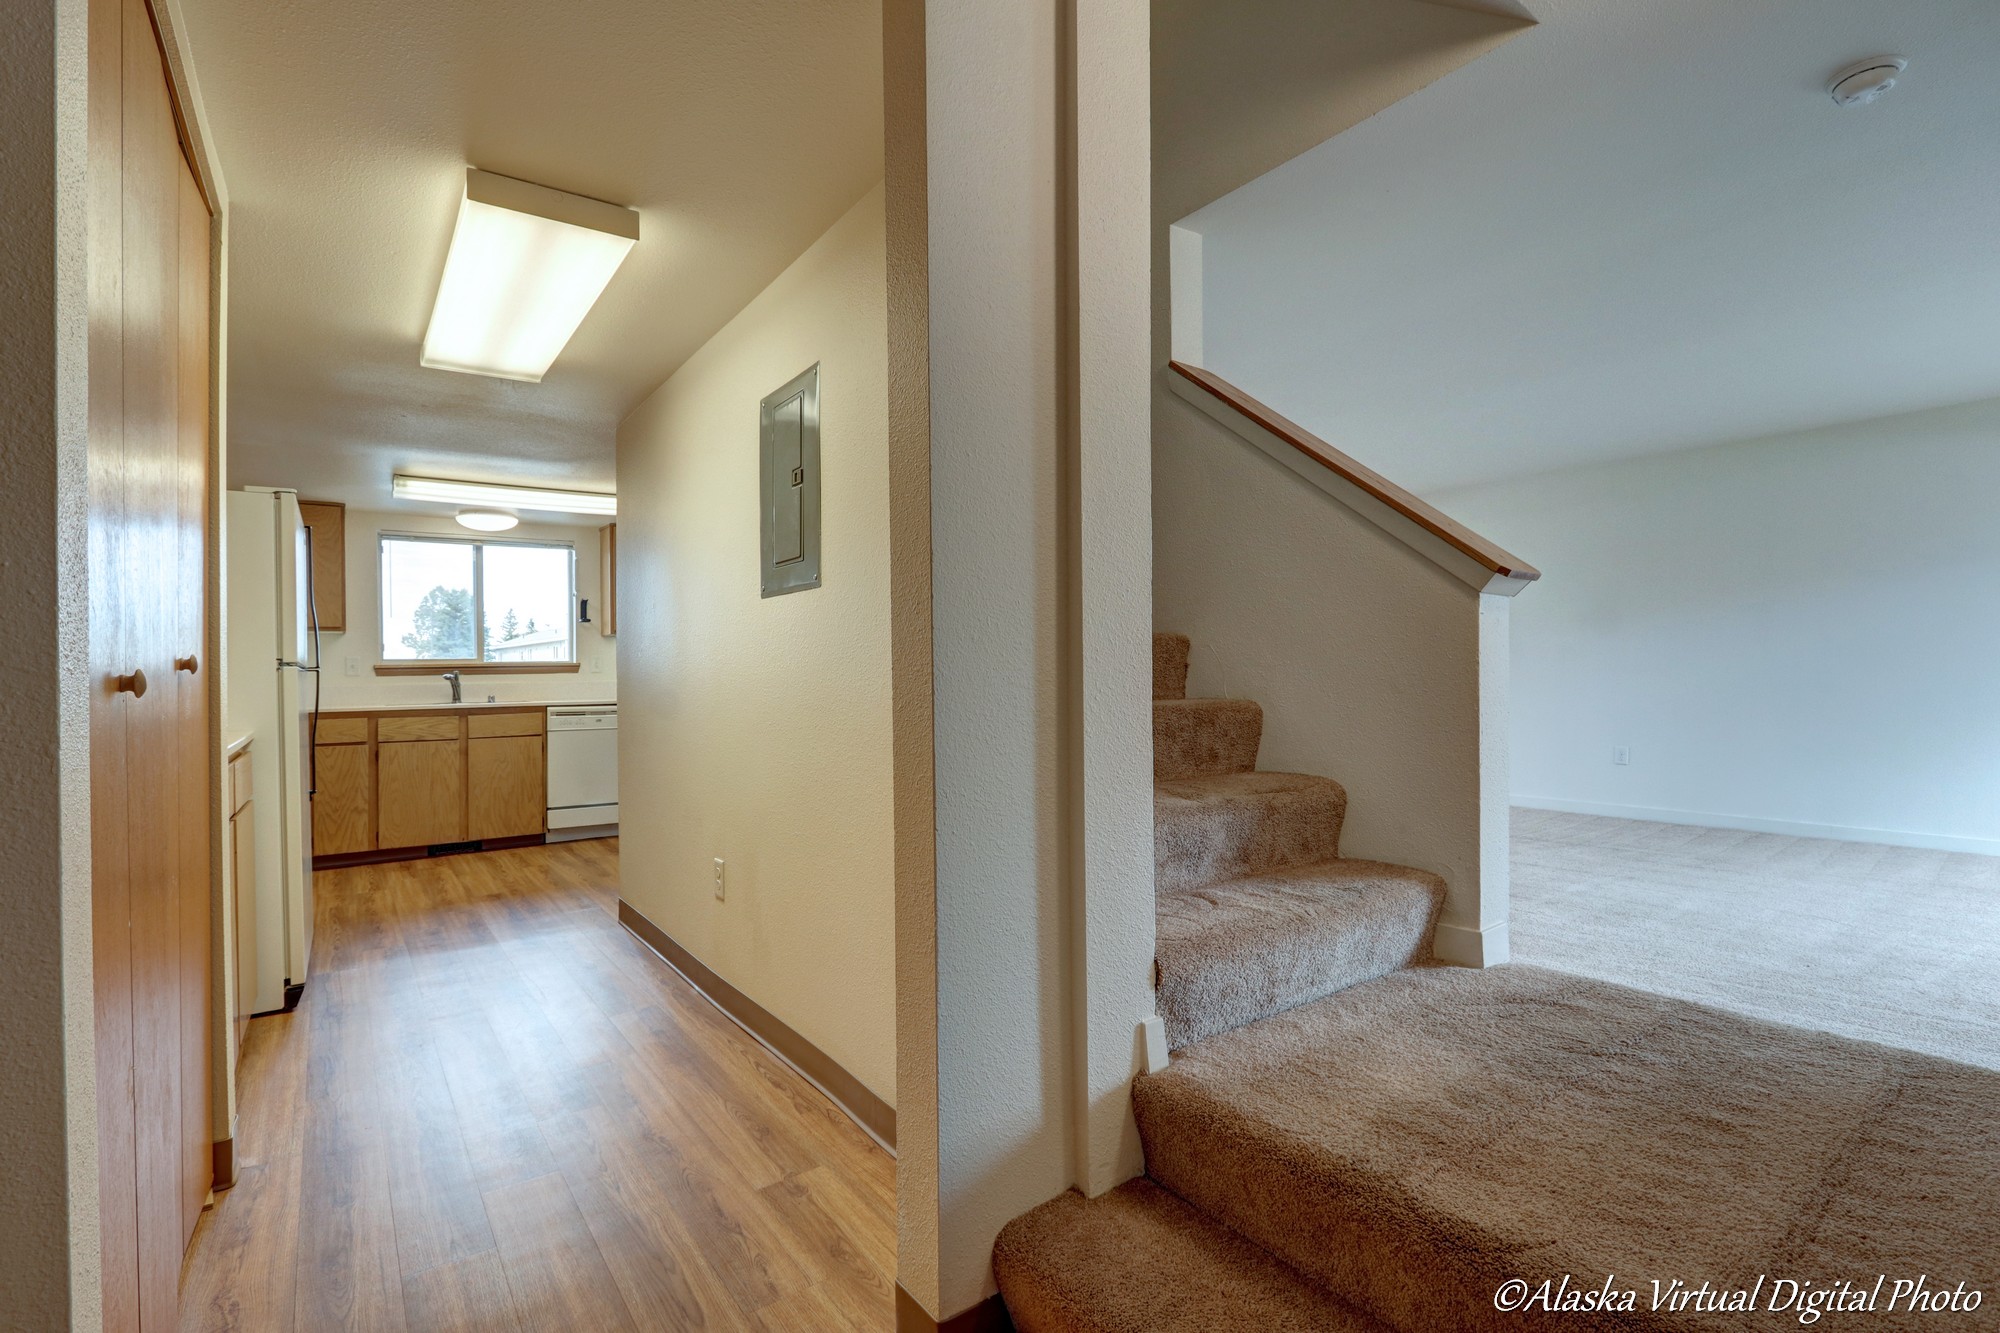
[175,153,214,1247]
[94,0,213,1324]
[87,0,138,1321]
[122,0,189,1323]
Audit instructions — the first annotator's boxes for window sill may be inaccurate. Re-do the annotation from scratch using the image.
[373,662,581,676]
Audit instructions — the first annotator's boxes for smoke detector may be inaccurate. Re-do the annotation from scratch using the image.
[1828,56,1908,106]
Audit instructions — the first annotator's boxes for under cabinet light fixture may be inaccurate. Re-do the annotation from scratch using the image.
[421,168,640,382]
[393,474,616,517]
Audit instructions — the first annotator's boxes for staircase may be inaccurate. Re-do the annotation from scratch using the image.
[992,634,2000,1333]
[1147,633,1443,1051]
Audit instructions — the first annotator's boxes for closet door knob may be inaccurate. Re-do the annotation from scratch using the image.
[115,669,147,698]
[175,655,199,674]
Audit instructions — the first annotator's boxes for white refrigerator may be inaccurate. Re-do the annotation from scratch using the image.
[225,487,320,1013]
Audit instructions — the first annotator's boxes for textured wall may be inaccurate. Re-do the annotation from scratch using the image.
[0,0,97,1325]
[616,185,897,1104]
[1443,394,2000,853]
[914,2,1074,1320]
[1069,0,1158,1204]
[1152,390,1502,953]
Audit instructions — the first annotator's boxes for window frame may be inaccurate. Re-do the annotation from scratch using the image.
[376,531,579,668]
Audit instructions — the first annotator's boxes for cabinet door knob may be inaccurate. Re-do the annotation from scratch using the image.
[175,654,199,674]
[115,668,147,698]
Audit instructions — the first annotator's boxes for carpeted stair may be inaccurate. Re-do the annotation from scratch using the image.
[993,633,2000,1333]
[1148,633,1442,1048]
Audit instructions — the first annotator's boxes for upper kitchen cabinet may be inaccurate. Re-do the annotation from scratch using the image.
[599,522,617,636]
[297,499,345,632]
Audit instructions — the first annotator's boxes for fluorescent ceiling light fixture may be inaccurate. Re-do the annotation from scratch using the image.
[393,474,616,517]
[421,168,639,382]
[454,509,520,532]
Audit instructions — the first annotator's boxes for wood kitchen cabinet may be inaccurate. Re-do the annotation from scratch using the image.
[297,500,345,632]
[470,736,546,838]
[313,707,546,863]
[468,710,547,840]
[378,737,465,848]
[311,717,373,855]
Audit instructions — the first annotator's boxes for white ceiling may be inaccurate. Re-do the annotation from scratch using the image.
[1189,0,2000,493]
[181,0,883,514]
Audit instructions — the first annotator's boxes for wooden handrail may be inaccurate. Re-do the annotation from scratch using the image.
[1168,361,1541,582]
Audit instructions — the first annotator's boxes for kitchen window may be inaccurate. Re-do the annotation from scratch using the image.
[378,534,576,666]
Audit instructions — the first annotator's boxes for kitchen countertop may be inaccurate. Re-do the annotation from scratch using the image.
[318,699,617,714]
[224,730,253,758]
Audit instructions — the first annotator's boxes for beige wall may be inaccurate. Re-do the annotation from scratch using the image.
[889,1,1159,1320]
[1068,0,1158,1203]
[1153,385,1514,964]
[616,184,896,1106]
[1,1,96,1324]
[310,509,615,711]
[1150,0,1525,225]
[1149,0,1535,971]
[893,1,1070,1317]
[1444,394,2000,853]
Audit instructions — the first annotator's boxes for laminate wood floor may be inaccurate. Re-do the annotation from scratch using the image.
[180,838,897,1331]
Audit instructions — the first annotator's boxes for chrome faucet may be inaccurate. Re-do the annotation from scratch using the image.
[442,670,462,703]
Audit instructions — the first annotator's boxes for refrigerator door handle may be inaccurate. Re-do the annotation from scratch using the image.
[298,523,324,797]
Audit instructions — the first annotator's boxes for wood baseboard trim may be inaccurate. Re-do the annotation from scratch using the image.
[897,1284,1014,1333]
[211,1136,236,1191]
[617,899,896,1151]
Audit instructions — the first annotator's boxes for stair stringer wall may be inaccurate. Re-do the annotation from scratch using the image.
[1153,386,1510,964]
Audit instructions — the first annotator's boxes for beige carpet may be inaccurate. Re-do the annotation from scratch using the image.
[1155,858,1440,1049]
[1136,964,2000,1333]
[998,639,2000,1332]
[994,1179,1387,1333]
[1512,809,2000,1071]
[1149,632,1445,1049]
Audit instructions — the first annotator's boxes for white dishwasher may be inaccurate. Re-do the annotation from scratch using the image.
[546,706,618,840]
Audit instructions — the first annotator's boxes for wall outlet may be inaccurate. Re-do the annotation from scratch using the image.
[591,654,604,674]
[344,655,361,677]
[713,858,726,900]
[1612,745,1631,766]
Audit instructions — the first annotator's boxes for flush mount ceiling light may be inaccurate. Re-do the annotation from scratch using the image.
[454,509,520,532]
[421,168,640,382]
[1828,56,1908,106]
[393,474,617,517]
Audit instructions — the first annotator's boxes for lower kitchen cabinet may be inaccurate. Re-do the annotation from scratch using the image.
[469,735,547,839]
[312,706,548,863]
[312,739,373,854]
[377,738,465,848]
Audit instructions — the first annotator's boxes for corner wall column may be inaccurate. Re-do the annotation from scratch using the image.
[0,0,102,1324]
[888,0,1157,1326]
